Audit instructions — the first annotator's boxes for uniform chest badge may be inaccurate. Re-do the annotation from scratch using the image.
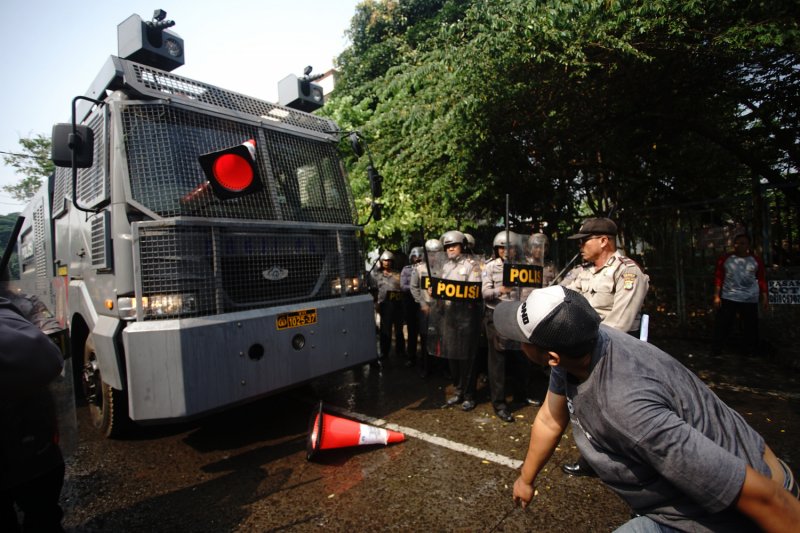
[623,272,637,290]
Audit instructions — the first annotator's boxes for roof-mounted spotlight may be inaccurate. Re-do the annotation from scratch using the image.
[278,66,325,112]
[118,9,185,71]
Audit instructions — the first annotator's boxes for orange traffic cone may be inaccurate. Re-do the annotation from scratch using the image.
[307,402,405,460]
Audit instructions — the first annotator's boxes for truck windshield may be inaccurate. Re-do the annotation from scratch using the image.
[122,103,356,223]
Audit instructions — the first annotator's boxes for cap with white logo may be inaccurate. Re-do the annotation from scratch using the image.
[494,286,600,356]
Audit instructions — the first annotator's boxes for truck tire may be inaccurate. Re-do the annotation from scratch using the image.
[82,334,128,438]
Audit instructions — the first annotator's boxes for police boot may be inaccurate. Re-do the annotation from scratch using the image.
[561,456,597,477]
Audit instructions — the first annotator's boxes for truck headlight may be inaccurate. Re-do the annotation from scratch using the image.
[331,277,361,295]
[143,293,197,317]
[117,293,198,319]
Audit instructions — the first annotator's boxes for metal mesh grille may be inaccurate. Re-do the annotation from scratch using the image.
[90,213,110,269]
[76,112,108,207]
[128,62,336,134]
[52,167,69,217]
[33,203,48,296]
[264,129,356,222]
[135,223,364,320]
[122,103,356,223]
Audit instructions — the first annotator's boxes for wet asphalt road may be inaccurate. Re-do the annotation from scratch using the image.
[60,337,799,532]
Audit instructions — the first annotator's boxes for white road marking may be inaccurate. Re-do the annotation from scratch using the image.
[323,405,523,470]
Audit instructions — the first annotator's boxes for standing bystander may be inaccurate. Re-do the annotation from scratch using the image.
[712,232,769,358]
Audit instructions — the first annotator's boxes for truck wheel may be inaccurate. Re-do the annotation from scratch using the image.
[82,334,128,438]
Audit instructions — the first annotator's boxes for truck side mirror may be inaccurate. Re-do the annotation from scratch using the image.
[349,132,364,157]
[368,165,382,199]
[51,124,95,168]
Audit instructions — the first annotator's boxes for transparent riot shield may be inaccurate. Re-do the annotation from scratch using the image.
[522,232,557,289]
[425,252,484,360]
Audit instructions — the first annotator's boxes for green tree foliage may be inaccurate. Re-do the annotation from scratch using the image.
[332,0,799,249]
[2,134,53,202]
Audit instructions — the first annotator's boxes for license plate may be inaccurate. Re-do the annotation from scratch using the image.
[276,308,317,330]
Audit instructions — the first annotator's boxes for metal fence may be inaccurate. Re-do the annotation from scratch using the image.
[542,185,800,366]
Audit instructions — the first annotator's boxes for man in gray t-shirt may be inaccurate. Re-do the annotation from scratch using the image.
[493,286,800,532]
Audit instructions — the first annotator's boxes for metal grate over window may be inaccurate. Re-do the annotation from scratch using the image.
[121,103,356,223]
[90,213,111,269]
[52,167,69,218]
[128,61,336,134]
[76,111,108,207]
[135,222,364,320]
[33,203,48,296]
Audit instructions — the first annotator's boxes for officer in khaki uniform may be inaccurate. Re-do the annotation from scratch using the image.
[435,230,482,411]
[370,250,405,360]
[482,231,525,423]
[410,239,443,376]
[560,217,649,477]
[563,218,649,335]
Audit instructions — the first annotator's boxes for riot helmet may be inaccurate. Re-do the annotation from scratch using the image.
[441,230,466,249]
[425,239,443,252]
[528,233,550,254]
[492,230,514,249]
[527,233,549,266]
[463,233,476,252]
[409,247,424,262]
[379,250,396,262]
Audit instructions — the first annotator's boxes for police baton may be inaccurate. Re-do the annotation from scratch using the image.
[549,252,581,286]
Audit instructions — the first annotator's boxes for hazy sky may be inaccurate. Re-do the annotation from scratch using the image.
[0,0,361,214]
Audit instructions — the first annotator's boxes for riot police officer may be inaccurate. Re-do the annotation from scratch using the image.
[401,247,424,367]
[463,233,476,255]
[410,239,443,377]
[527,233,556,287]
[370,250,405,360]
[521,232,557,407]
[482,231,526,422]
[431,230,482,411]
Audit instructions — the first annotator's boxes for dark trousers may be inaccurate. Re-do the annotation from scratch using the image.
[379,299,405,358]
[0,463,65,533]
[449,357,478,402]
[712,298,759,355]
[486,316,526,410]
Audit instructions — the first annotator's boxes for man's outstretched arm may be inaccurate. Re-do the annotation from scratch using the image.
[514,391,569,508]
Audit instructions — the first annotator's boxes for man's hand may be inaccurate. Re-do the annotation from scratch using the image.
[513,475,535,509]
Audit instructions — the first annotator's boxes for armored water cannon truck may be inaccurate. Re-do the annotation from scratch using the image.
[17,9,379,437]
